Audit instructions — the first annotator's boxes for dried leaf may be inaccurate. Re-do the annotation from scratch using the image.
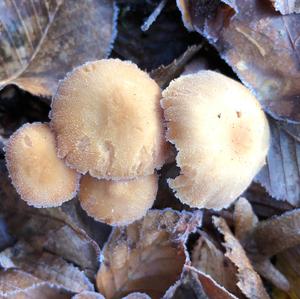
[0,269,72,299]
[255,118,300,205]
[233,198,290,291]
[249,209,300,258]
[96,209,202,299]
[243,183,293,218]
[191,233,241,296]
[187,266,238,299]
[270,0,300,14]
[213,216,270,299]
[0,0,117,97]
[150,44,202,88]
[177,0,300,122]
[72,291,105,299]
[0,242,94,293]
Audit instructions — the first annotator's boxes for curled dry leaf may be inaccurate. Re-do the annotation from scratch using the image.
[96,209,202,299]
[249,209,300,258]
[187,266,238,299]
[0,0,117,97]
[213,216,270,299]
[255,118,300,206]
[0,242,94,293]
[0,269,72,299]
[270,0,300,14]
[233,198,290,292]
[191,232,241,297]
[177,0,300,122]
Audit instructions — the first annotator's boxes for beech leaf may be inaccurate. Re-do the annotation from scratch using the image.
[0,242,94,293]
[191,232,241,296]
[187,266,239,299]
[96,209,202,299]
[213,216,270,299]
[0,0,117,97]
[255,118,300,206]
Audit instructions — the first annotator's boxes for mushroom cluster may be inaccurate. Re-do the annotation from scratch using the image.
[5,60,270,225]
[6,59,167,225]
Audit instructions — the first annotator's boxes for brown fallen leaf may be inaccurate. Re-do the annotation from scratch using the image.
[177,0,300,122]
[0,241,94,293]
[255,117,300,205]
[187,266,239,299]
[96,209,202,299]
[270,0,300,14]
[191,232,241,297]
[72,291,105,299]
[249,209,300,259]
[233,198,290,292]
[0,269,72,299]
[243,183,293,218]
[213,216,270,299]
[0,0,117,97]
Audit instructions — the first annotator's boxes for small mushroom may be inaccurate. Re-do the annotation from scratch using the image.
[5,123,79,207]
[79,174,158,226]
[161,71,270,209]
[50,59,167,180]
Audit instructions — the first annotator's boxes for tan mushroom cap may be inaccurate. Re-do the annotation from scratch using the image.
[5,123,79,207]
[79,174,158,226]
[161,71,270,209]
[50,59,167,180]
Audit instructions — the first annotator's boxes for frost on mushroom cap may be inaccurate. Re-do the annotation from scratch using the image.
[5,123,79,208]
[161,70,270,210]
[50,59,167,180]
[79,174,158,226]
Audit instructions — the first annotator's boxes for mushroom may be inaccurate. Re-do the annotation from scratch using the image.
[79,174,158,226]
[5,123,79,207]
[161,70,270,209]
[50,59,167,180]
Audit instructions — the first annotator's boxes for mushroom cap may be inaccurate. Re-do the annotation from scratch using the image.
[161,71,270,209]
[50,59,167,180]
[79,174,158,226]
[5,123,79,207]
